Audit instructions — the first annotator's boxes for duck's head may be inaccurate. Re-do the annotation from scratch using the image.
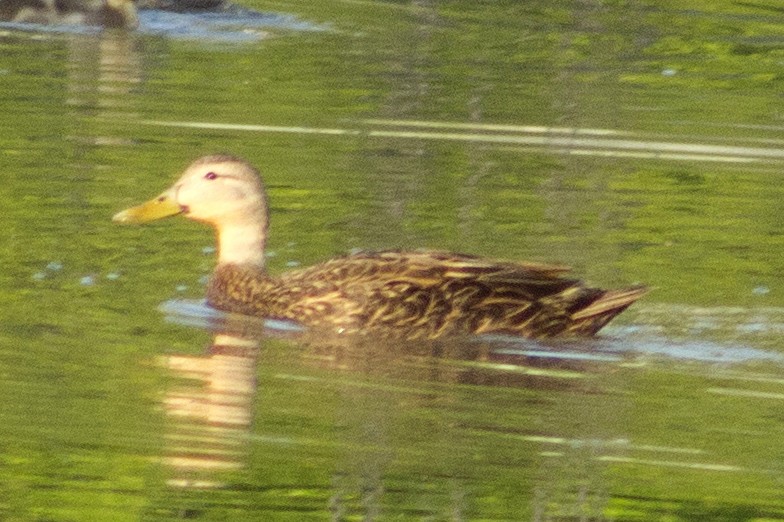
[114,155,270,266]
[114,155,266,226]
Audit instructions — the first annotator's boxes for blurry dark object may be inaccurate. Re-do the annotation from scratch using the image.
[0,0,138,28]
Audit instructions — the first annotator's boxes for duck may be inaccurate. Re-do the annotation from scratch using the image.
[113,154,646,340]
[135,0,226,11]
[1,0,138,29]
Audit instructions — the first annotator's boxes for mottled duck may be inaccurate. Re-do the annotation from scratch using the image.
[1,0,138,28]
[113,155,646,340]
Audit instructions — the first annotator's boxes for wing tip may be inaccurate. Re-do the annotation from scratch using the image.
[569,285,649,330]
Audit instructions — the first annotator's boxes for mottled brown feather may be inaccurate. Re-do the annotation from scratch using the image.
[207,249,647,340]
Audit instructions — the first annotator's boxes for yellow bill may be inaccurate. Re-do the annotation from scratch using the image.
[113,191,183,223]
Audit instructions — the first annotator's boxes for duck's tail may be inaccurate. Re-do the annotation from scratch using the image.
[568,285,648,336]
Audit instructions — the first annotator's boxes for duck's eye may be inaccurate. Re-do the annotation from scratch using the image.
[204,172,218,180]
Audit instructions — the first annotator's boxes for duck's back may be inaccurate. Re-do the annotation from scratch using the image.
[206,250,645,340]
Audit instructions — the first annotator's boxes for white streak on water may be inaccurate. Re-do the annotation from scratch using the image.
[140,119,784,164]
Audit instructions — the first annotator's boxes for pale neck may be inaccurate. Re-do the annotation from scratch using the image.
[217,222,267,267]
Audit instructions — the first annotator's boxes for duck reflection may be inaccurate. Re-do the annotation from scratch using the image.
[157,306,303,489]
[157,300,611,507]
[161,333,259,488]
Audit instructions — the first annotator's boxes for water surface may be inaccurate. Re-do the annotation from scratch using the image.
[1,0,783,519]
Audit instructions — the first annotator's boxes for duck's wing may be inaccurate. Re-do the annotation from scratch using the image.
[276,250,595,337]
[208,250,644,339]
[286,249,573,284]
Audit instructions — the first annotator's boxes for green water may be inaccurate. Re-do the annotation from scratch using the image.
[1,0,783,520]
